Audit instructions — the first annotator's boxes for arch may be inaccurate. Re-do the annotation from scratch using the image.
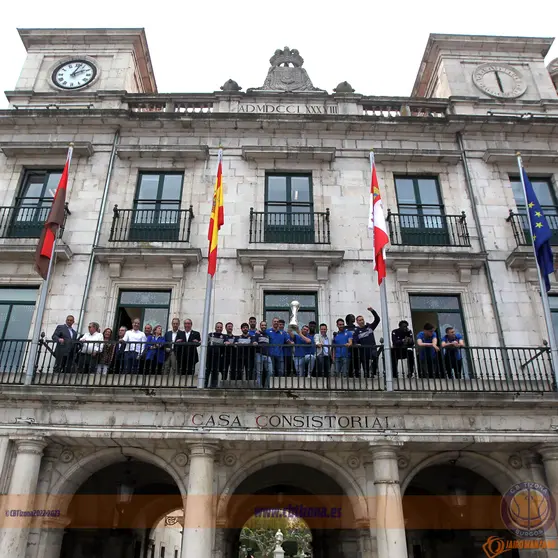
[401,451,521,495]
[48,447,187,514]
[216,450,368,524]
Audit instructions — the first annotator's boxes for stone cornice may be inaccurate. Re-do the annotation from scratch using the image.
[0,141,93,158]
[116,145,209,160]
[242,146,335,162]
[373,149,461,164]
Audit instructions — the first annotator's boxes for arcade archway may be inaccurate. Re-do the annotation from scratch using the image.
[59,458,183,558]
[403,463,519,558]
[219,462,365,558]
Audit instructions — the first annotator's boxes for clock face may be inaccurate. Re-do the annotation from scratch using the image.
[52,60,97,90]
[472,63,527,99]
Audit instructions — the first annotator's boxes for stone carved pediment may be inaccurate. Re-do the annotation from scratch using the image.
[251,46,326,93]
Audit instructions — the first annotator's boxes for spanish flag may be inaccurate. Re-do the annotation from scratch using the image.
[207,148,224,276]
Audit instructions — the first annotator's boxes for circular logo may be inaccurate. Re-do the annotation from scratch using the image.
[501,482,556,538]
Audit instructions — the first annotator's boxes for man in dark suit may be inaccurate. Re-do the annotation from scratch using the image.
[183,318,201,375]
[164,318,186,374]
[51,315,78,373]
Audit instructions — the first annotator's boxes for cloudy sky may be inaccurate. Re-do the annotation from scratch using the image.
[0,0,557,106]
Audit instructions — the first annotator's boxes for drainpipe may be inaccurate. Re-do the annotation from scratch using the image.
[77,129,120,329]
[456,131,507,350]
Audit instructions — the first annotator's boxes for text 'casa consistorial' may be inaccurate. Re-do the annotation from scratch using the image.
[190,414,391,429]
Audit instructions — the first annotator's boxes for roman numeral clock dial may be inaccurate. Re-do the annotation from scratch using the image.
[52,60,97,90]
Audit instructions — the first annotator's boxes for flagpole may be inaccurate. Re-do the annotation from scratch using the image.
[516,152,558,387]
[25,238,59,385]
[197,274,213,389]
[379,277,393,391]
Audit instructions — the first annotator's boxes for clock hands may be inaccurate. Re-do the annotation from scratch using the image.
[70,63,85,77]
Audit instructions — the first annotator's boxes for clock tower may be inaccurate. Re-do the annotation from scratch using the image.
[411,34,557,111]
[6,28,157,108]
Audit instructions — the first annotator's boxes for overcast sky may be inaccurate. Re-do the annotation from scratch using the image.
[0,0,557,107]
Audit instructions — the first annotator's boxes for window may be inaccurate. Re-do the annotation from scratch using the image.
[263,292,318,327]
[114,290,171,333]
[394,176,448,246]
[264,173,314,243]
[409,294,470,376]
[509,176,558,244]
[0,287,38,371]
[9,170,62,238]
[131,173,183,241]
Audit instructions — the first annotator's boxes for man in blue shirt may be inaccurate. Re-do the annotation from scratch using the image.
[416,323,440,378]
[441,327,465,379]
[266,317,292,386]
[352,307,381,378]
[290,325,316,378]
[333,318,353,377]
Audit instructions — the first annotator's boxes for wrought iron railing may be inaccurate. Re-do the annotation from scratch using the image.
[506,209,558,247]
[386,209,470,247]
[249,208,331,244]
[0,203,70,239]
[0,339,553,392]
[109,205,195,243]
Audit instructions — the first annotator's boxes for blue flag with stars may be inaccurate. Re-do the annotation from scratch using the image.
[522,167,554,291]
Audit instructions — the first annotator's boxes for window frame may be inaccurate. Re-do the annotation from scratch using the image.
[0,287,38,341]
[263,291,318,327]
[9,169,63,238]
[113,289,172,335]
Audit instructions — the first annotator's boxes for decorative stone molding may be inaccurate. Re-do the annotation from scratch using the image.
[174,453,188,467]
[508,454,523,470]
[59,449,74,464]
[538,445,558,461]
[116,145,209,160]
[389,252,484,282]
[0,141,94,158]
[390,260,411,282]
[483,149,558,165]
[188,443,220,458]
[242,146,336,162]
[346,455,360,469]
[13,438,47,456]
[223,454,237,467]
[455,262,472,283]
[237,249,344,281]
[96,248,202,276]
[397,456,410,470]
[0,241,72,263]
[372,148,461,164]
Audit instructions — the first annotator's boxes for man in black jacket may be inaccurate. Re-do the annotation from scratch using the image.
[182,318,201,375]
[391,320,415,378]
[352,307,381,378]
[51,315,78,373]
[164,318,186,374]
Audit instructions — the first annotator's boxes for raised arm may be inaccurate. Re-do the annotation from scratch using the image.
[367,307,381,330]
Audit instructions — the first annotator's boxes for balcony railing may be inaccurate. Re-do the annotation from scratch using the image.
[109,205,195,243]
[0,339,553,393]
[386,209,470,247]
[0,203,70,239]
[507,209,558,247]
[249,208,330,244]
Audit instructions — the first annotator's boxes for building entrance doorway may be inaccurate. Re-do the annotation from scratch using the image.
[403,463,519,558]
[60,459,182,558]
[220,462,362,558]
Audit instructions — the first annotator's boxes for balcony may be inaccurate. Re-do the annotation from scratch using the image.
[249,208,330,244]
[0,203,72,262]
[506,209,558,247]
[0,340,553,393]
[386,209,470,247]
[109,205,195,243]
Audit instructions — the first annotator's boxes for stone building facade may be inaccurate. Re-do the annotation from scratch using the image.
[0,28,557,558]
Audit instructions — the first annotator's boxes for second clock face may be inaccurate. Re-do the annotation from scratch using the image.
[52,60,97,90]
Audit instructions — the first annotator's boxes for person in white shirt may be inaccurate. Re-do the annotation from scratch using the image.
[314,323,332,378]
[78,322,103,373]
[122,318,147,373]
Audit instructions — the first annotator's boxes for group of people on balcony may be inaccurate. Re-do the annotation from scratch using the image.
[49,310,466,383]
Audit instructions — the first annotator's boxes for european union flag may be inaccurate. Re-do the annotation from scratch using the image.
[522,167,554,291]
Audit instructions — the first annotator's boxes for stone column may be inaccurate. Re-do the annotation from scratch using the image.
[0,437,47,558]
[522,450,558,558]
[181,444,217,558]
[370,445,408,558]
[539,446,558,502]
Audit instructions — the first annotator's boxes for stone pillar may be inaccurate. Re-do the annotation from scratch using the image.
[370,445,407,558]
[539,446,558,502]
[0,437,47,558]
[522,450,558,558]
[181,444,217,558]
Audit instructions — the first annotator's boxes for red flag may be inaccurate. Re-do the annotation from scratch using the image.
[368,152,389,285]
[207,149,224,276]
[34,146,73,280]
